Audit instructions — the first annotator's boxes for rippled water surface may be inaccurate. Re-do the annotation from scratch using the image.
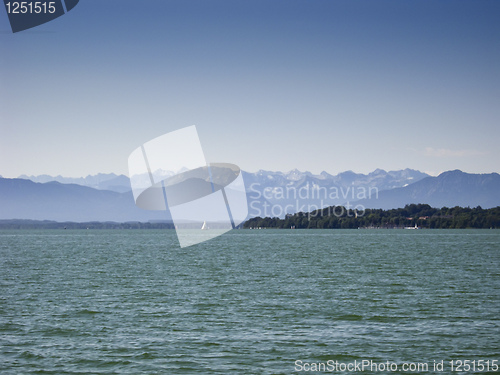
[1,229,499,374]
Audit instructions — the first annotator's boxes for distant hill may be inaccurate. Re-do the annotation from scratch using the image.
[355,170,500,209]
[0,178,170,222]
[18,173,131,193]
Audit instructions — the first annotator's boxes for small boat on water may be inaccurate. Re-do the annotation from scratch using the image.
[201,221,208,230]
[404,223,420,230]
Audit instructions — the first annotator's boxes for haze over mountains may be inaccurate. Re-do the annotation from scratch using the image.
[18,173,132,193]
[18,169,429,193]
[0,178,169,222]
[1,169,499,222]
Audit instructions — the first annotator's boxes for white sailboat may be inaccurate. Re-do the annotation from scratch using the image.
[404,223,419,230]
[201,221,208,230]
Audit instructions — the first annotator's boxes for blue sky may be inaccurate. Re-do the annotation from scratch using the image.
[1,0,499,178]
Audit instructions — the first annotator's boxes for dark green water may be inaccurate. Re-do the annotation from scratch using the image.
[1,229,499,374]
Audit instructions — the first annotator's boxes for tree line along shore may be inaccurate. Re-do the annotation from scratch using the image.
[244,204,500,229]
[0,220,175,230]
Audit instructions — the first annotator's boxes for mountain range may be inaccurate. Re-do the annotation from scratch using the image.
[1,169,499,221]
[18,168,429,194]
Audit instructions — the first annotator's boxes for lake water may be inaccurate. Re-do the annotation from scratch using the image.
[1,229,499,374]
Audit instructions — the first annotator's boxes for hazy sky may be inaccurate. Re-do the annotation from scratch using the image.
[1,0,499,178]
